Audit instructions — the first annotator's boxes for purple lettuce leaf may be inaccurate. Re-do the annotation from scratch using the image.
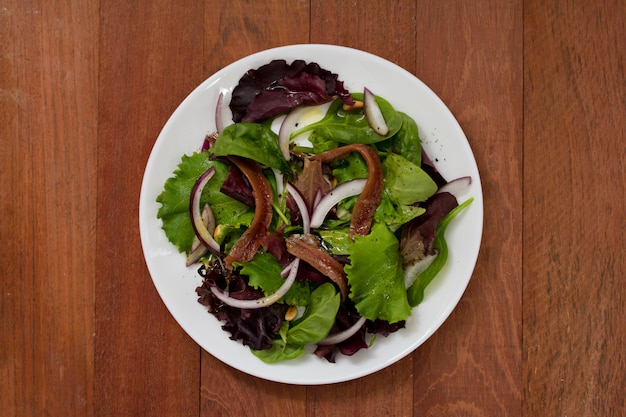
[399,192,458,267]
[196,264,286,351]
[230,59,353,123]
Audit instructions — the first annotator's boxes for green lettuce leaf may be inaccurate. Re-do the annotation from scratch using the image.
[251,282,340,363]
[156,152,251,253]
[286,283,340,345]
[251,339,305,363]
[317,228,352,255]
[374,193,426,229]
[292,93,403,145]
[211,122,291,172]
[330,151,368,183]
[345,223,411,323]
[382,153,437,205]
[236,251,310,306]
[377,112,422,166]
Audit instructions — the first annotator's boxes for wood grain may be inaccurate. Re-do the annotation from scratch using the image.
[523,1,626,415]
[3,0,625,415]
[0,1,98,415]
[411,2,523,415]
[95,1,205,415]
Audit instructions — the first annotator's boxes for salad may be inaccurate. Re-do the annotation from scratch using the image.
[156,59,473,363]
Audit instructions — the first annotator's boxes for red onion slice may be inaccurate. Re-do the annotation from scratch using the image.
[436,176,472,199]
[363,87,389,136]
[190,204,216,253]
[286,183,311,234]
[190,167,221,255]
[278,106,312,160]
[215,91,233,134]
[210,258,300,309]
[187,204,217,266]
[318,316,367,345]
[312,188,323,210]
[309,179,367,229]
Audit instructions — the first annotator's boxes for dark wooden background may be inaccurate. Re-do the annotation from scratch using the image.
[2,1,624,415]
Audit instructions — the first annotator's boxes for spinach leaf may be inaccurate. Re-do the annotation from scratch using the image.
[382,153,437,205]
[292,93,403,145]
[212,122,291,172]
[345,222,411,323]
[236,251,310,306]
[330,151,368,183]
[251,339,305,363]
[377,112,422,166]
[286,283,340,346]
[407,198,474,307]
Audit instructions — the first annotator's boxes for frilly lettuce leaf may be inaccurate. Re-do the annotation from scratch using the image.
[345,222,411,323]
[156,151,251,253]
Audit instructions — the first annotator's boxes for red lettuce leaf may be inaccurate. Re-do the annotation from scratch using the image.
[230,59,353,123]
[196,264,286,351]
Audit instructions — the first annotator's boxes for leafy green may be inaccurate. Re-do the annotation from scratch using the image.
[211,122,291,172]
[345,223,411,323]
[250,283,340,364]
[330,151,368,183]
[377,112,422,166]
[156,152,251,252]
[382,153,437,205]
[407,198,474,307]
[236,251,310,306]
[292,93,403,145]
[307,131,339,154]
[286,283,340,345]
[251,339,305,363]
[317,228,352,255]
[374,193,426,229]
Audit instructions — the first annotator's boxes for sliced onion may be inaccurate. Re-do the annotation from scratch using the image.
[278,106,312,160]
[309,179,367,229]
[210,258,300,309]
[436,176,472,199]
[318,316,367,345]
[286,183,310,234]
[215,91,233,134]
[312,188,323,210]
[363,87,389,136]
[190,167,221,255]
[272,168,285,199]
[187,204,217,266]
[404,251,439,289]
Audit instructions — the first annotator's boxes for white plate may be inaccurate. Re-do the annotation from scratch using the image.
[139,44,483,385]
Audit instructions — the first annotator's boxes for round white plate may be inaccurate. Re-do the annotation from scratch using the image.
[139,44,483,385]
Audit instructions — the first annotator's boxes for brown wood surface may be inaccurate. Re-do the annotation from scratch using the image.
[1,1,624,416]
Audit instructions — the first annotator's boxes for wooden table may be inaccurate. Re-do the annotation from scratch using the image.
[2,1,624,415]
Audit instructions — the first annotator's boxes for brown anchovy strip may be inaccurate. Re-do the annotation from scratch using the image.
[310,143,383,239]
[285,234,348,301]
[223,156,273,269]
